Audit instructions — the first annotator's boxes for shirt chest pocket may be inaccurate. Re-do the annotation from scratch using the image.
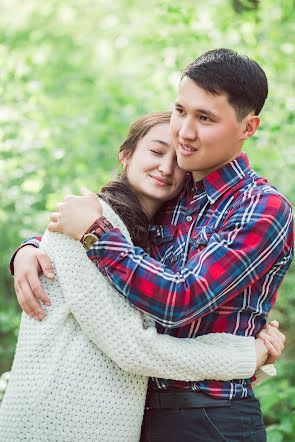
[189,226,217,254]
[150,225,177,255]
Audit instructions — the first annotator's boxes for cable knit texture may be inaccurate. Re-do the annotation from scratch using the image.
[1,199,264,441]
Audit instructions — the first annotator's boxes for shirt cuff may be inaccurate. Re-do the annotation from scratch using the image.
[86,228,131,270]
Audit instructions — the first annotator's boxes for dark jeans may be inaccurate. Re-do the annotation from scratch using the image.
[140,395,266,441]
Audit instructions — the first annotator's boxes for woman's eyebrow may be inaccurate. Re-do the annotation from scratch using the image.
[151,139,169,146]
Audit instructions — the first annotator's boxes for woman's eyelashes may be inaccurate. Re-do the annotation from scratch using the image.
[150,149,163,155]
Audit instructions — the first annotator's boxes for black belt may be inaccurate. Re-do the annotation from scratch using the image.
[145,390,231,410]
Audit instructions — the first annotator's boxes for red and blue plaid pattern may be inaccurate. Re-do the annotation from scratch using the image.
[87,153,294,399]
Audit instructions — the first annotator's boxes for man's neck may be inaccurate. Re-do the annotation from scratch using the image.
[192,152,242,183]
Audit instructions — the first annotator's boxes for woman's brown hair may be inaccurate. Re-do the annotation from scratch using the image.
[99,111,172,250]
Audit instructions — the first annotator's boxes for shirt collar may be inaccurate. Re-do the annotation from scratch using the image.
[195,152,251,205]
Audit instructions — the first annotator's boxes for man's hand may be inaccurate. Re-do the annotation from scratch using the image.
[14,246,53,320]
[48,187,102,240]
[255,320,285,368]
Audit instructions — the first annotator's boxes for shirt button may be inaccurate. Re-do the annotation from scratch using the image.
[186,215,193,222]
[171,255,177,264]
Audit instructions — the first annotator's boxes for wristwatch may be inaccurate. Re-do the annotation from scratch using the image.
[81,216,114,250]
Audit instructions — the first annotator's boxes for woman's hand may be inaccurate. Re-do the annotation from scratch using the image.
[14,246,53,320]
[255,320,285,368]
[48,187,102,240]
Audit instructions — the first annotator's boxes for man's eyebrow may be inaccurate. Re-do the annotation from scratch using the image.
[196,108,218,119]
[175,102,218,119]
[151,139,169,146]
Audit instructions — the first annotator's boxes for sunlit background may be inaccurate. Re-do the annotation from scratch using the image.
[0,1,294,439]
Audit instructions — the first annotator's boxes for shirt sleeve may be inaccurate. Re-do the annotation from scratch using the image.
[87,191,294,328]
[41,230,257,381]
[10,236,42,276]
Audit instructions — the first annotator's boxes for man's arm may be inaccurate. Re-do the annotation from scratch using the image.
[12,236,53,319]
[41,229,282,381]
[10,236,42,275]
[88,191,294,328]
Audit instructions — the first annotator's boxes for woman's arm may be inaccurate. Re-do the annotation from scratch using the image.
[40,226,259,382]
[12,198,282,382]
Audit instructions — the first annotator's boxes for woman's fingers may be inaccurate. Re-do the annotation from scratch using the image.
[257,322,286,364]
[263,339,279,364]
[263,324,286,346]
[257,330,274,344]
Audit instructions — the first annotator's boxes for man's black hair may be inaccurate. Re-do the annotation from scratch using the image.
[182,48,268,121]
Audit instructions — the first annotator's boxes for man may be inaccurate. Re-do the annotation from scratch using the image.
[12,49,294,440]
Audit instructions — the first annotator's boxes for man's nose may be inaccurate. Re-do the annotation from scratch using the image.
[179,117,197,141]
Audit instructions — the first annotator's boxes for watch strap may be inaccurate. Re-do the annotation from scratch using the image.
[81,216,114,245]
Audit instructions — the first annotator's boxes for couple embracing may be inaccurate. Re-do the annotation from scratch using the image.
[1,49,293,441]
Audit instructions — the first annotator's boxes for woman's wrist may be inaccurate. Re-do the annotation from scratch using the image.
[255,337,268,369]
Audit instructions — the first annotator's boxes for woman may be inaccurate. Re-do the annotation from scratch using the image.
[2,112,282,441]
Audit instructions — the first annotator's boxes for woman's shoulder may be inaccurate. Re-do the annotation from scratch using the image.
[98,198,132,244]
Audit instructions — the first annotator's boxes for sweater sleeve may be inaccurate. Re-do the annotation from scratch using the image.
[40,226,257,382]
[252,364,276,388]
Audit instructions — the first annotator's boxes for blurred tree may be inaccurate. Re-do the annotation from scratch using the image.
[232,0,259,13]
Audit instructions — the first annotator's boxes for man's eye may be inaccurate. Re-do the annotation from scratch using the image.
[176,108,184,115]
[200,115,212,122]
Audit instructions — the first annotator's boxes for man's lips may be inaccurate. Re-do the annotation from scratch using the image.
[181,143,198,151]
[179,142,198,156]
[150,175,171,186]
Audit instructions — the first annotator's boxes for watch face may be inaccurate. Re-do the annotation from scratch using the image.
[83,233,99,250]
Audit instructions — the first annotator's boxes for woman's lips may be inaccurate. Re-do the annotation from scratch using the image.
[150,175,171,186]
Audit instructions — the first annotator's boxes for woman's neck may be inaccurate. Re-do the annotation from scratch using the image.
[137,196,160,221]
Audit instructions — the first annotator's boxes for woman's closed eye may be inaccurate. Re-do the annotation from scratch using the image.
[150,149,163,155]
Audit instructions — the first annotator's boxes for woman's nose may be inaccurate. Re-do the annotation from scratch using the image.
[158,157,174,176]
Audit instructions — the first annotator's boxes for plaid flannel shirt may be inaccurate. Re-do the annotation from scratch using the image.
[11,153,294,399]
[87,153,294,399]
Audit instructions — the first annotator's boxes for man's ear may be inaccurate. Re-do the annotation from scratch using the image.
[119,151,128,169]
[240,115,260,141]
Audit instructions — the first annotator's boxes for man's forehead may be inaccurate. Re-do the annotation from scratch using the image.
[176,77,230,114]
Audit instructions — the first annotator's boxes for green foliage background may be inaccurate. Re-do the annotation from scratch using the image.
[0,0,294,439]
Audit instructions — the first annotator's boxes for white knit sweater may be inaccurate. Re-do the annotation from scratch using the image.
[0,200,268,441]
